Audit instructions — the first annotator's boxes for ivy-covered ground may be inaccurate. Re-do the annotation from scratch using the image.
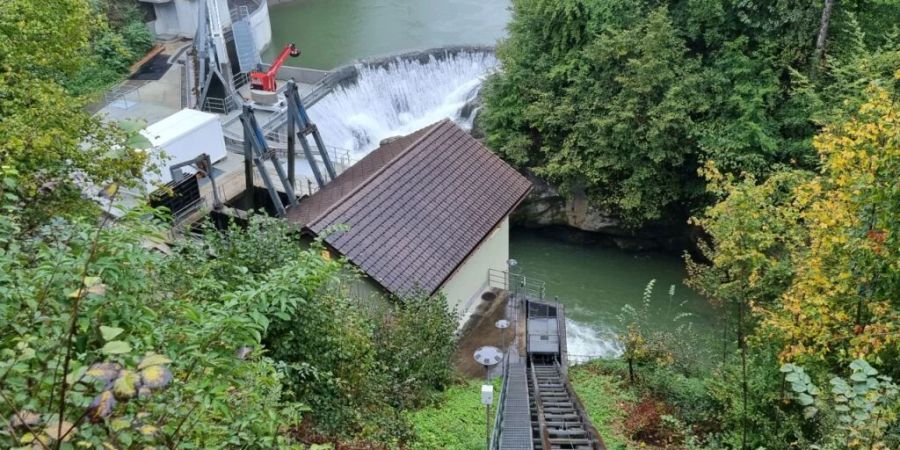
[569,361,636,449]
[407,378,501,450]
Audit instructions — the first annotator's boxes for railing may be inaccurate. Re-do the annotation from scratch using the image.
[229,4,250,22]
[233,71,250,89]
[227,0,264,20]
[489,355,511,449]
[488,269,546,300]
[103,82,147,109]
[203,95,240,114]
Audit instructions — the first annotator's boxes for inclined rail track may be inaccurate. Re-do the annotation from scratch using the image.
[494,296,604,450]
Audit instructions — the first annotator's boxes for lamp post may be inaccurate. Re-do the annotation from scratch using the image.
[506,259,518,297]
[474,346,502,450]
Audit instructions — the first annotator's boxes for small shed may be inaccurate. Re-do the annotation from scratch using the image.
[286,119,532,323]
[139,109,227,191]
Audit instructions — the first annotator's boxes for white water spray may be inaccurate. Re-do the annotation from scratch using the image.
[308,51,499,155]
[565,319,624,364]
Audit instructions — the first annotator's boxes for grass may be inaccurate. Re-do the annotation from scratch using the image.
[569,360,637,450]
[408,362,637,450]
[407,378,501,450]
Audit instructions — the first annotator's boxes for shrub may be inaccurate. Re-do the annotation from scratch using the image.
[623,396,675,445]
[121,21,153,57]
[0,204,306,449]
[372,292,458,409]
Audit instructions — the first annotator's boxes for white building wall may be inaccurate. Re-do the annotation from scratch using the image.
[249,1,272,53]
[148,0,272,53]
[440,217,510,325]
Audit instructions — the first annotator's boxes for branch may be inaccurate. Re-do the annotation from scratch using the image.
[54,194,117,449]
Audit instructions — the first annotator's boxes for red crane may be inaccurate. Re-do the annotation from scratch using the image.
[249,43,300,92]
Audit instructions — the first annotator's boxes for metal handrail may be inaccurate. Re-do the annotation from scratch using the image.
[488,269,547,300]
[489,355,511,449]
[233,71,250,89]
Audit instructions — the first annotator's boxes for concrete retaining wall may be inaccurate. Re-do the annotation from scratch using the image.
[248,0,273,53]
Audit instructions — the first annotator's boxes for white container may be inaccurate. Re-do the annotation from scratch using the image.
[481,384,494,405]
[139,109,227,191]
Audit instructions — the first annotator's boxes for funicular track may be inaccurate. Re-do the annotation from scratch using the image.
[493,290,604,450]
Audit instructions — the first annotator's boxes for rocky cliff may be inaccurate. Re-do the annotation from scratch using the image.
[511,174,696,252]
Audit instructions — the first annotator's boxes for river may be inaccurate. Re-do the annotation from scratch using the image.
[269,0,716,361]
[265,0,511,69]
[510,229,717,360]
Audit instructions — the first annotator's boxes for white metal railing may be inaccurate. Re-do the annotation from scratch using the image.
[233,71,250,89]
[203,95,240,114]
[103,82,146,109]
[488,269,546,300]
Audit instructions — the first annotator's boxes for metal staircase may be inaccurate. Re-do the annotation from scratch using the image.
[231,12,260,74]
[528,358,601,450]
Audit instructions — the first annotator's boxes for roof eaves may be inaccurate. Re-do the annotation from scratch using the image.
[431,180,533,296]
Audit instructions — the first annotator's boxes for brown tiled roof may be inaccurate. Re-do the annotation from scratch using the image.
[286,119,532,296]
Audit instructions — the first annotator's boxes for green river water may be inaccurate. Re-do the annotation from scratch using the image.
[265,0,511,69]
[510,229,717,359]
[266,0,717,358]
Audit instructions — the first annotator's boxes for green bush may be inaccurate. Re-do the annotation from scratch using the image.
[0,202,306,449]
[121,21,153,57]
[569,360,636,450]
[372,292,459,409]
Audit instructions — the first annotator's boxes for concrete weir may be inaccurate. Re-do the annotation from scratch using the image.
[220,45,497,159]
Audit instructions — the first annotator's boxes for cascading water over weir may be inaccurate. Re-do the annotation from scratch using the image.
[308,50,498,155]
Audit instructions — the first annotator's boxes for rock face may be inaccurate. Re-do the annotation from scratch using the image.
[511,173,695,252]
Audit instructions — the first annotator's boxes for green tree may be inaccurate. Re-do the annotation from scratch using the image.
[481,0,900,227]
[483,4,706,225]
[0,0,146,221]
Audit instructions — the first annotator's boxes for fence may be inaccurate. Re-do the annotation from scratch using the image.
[489,354,512,449]
[203,94,241,114]
[488,269,546,300]
[102,82,148,110]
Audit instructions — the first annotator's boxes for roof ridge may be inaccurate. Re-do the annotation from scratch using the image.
[308,119,451,227]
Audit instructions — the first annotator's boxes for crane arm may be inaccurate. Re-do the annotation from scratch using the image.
[267,44,300,77]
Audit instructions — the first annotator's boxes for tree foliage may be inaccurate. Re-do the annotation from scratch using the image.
[482,0,900,226]
[0,0,147,218]
[682,70,899,448]
[0,200,306,448]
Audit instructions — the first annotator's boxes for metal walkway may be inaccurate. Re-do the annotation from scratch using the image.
[497,351,534,449]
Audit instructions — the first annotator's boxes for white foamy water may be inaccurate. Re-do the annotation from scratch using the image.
[565,319,623,364]
[308,52,499,155]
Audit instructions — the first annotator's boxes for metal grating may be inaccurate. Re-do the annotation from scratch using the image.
[231,19,260,73]
[499,360,534,449]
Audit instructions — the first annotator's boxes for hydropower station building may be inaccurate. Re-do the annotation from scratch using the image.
[288,119,532,321]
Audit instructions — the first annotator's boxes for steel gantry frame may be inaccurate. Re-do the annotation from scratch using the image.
[239,105,298,217]
[285,79,336,190]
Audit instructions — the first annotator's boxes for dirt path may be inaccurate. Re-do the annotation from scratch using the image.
[453,289,515,379]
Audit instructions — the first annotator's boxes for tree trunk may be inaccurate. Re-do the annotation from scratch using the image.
[813,0,836,74]
[628,357,635,384]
